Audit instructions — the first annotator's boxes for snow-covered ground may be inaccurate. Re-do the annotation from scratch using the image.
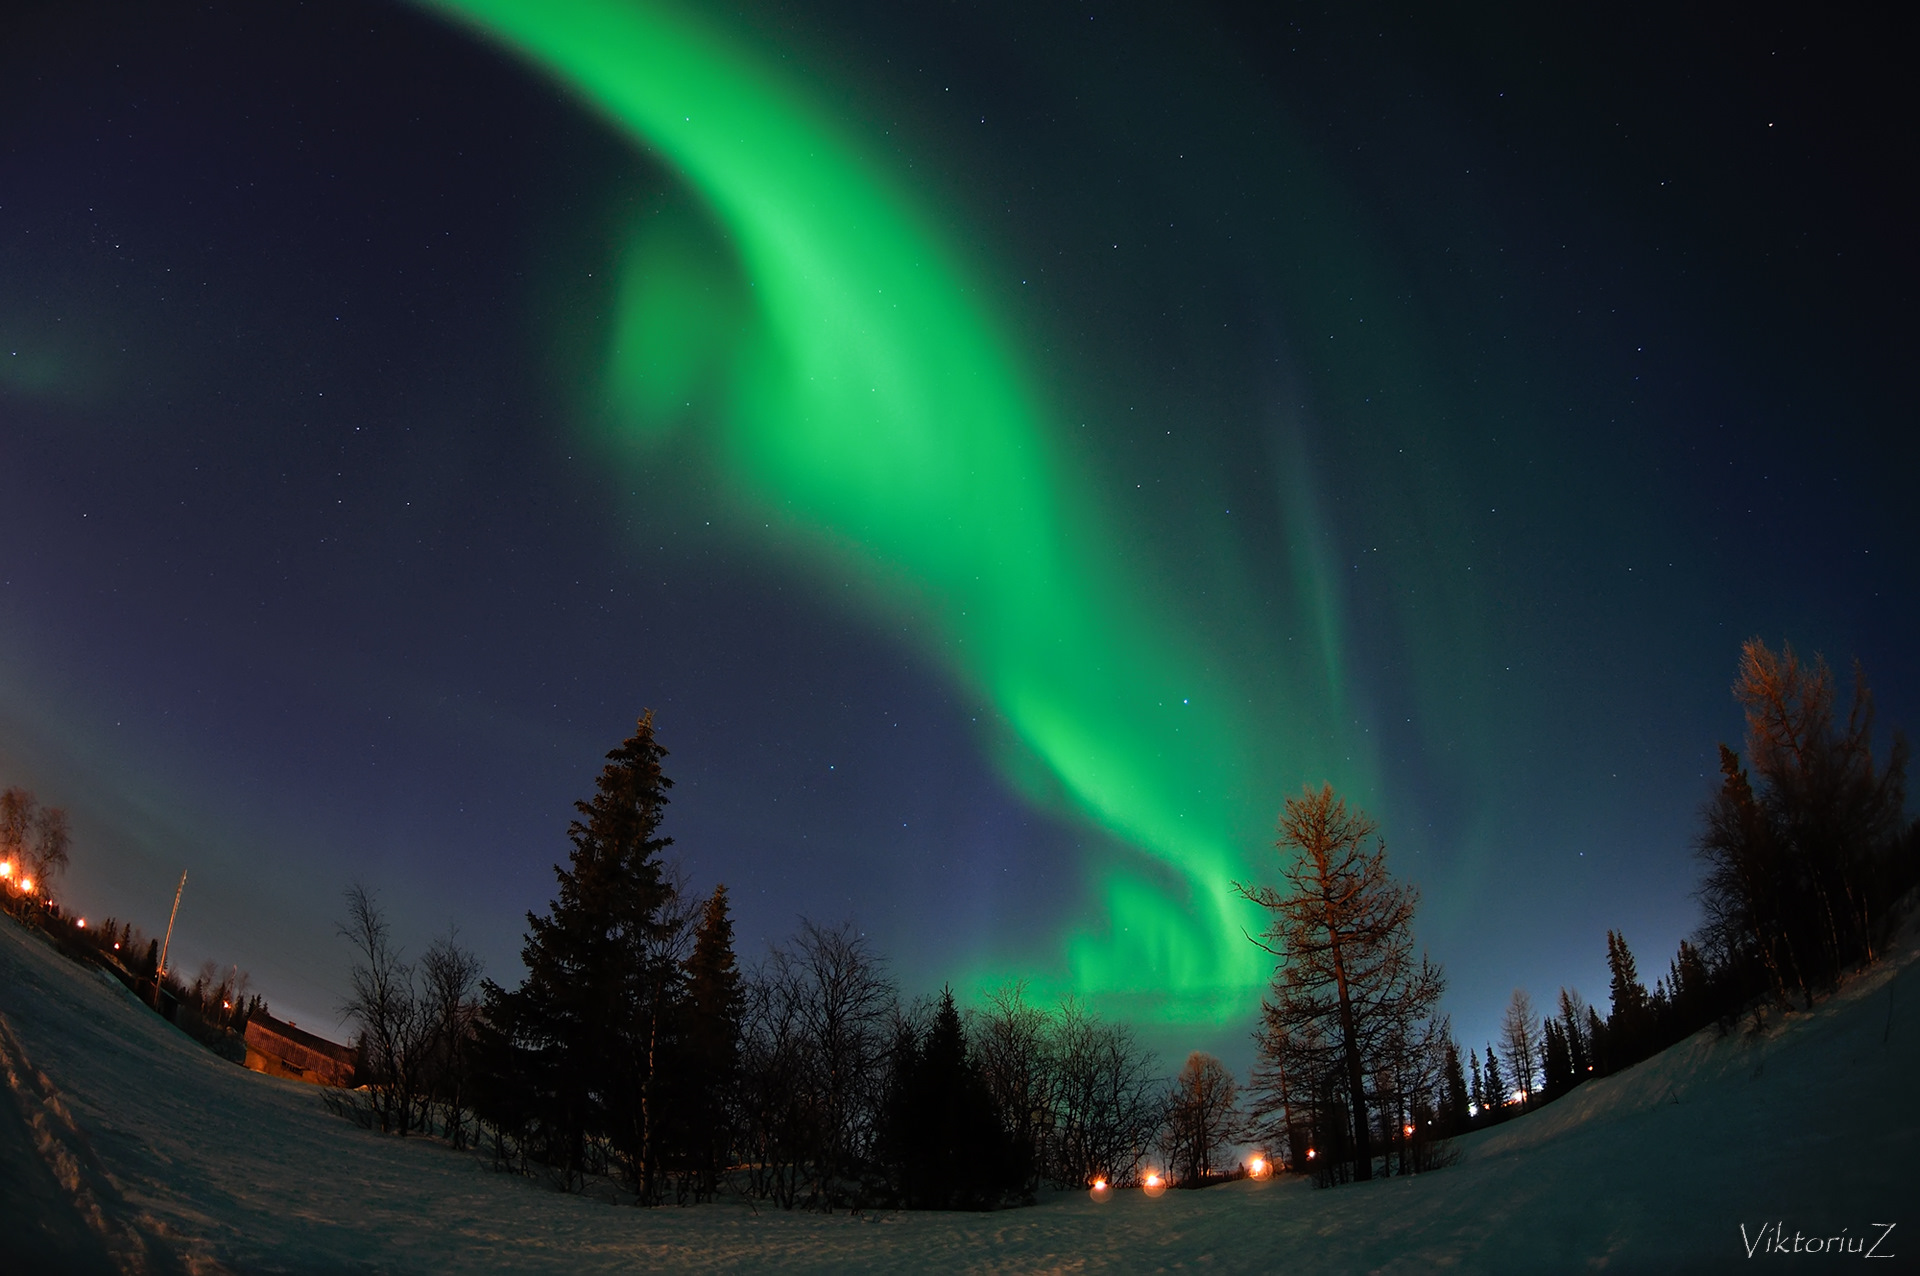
[2,911,1915,1274]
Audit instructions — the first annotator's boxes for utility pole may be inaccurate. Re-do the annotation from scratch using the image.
[154,869,187,1009]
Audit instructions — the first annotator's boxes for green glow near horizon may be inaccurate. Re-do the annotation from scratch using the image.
[423,0,1365,1024]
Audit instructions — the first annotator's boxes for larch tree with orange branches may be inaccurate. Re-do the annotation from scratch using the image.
[1236,785,1445,1184]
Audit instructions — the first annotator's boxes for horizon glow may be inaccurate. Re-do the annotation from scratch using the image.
[419,0,1369,1024]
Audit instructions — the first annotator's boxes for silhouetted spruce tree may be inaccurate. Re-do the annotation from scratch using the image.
[479,712,680,1195]
[671,883,744,1201]
[1467,1049,1484,1119]
[1605,930,1650,1067]
[1541,1020,1571,1099]
[1662,939,1710,1042]
[1557,989,1592,1081]
[470,990,538,1175]
[879,988,1015,1209]
[1439,1039,1470,1134]
[1236,785,1445,1183]
[1482,1046,1506,1115]
[1585,1004,1610,1075]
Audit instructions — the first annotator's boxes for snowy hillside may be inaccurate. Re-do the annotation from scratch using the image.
[2,910,1914,1274]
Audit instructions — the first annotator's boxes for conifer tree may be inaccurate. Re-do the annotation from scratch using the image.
[1557,989,1592,1079]
[1440,1039,1471,1134]
[1483,1046,1506,1112]
[1585,1004,1610,1076]
[1541,1020,1570,1098]
[1666,939,1709,1033]
[1605,929,1653,1065]
[1499,989,1541,1107]
[1468,1048,1484,1117]
[1696,640,1912,1001]
[673,883,744,1199]
[480,712,681,1195]
[879,988,1014,1209]
[1236,785,1445,1183]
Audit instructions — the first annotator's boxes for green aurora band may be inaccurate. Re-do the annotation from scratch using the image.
[422,0,1370,1024]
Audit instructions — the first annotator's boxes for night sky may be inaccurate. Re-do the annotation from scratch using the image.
[2,0,1911,1067]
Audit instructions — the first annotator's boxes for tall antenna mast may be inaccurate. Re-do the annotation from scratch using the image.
[155,869,187,1006]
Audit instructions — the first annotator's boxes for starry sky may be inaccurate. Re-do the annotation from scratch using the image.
[2,0,1911,1066]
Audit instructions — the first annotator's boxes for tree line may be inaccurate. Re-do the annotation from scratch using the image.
[21,633,1894,1205]
[0,727,1221,1212]
[1469,642,1916,1133]
[340,638,1909,1203]
[1233,638,1914,1187]
[339,713,1184,1210]
[1422,640,1918,1167]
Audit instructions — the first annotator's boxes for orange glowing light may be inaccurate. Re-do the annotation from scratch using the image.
[77,918,87,929]
[1089,1177,1112,1203]
[1306,1148,1317,1160]
[0,861,10,877]
[114,942,121,950]
[1142,1171,1167,1198]
[20,878,33,894]
[1404,1123,1415,1136]
[1247,1156,1270,1180]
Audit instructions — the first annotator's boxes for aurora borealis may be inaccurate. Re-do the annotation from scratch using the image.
[1,0,1911,1058]
[422,0,1359,1020]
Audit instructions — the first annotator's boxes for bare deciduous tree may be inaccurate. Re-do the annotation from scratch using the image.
[419,929,483,1146]
[969,982,1050,1197]
[1162,1051,1240,1184]
[783,918,895,1210]
[1044,996,1165,1189]
[0,788,70,891]
[338,883,426,1134]
[733,919,899,1211]
[1499,989,1540,1108]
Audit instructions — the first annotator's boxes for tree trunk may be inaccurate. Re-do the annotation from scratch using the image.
[1326,930,1372,1181]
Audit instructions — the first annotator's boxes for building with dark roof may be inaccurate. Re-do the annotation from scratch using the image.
[242,1011,356,1087]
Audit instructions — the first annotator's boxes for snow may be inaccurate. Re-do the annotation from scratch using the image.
[3,909,1915,1273]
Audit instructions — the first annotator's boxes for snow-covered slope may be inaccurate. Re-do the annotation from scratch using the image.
[2,910,1914,1274]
